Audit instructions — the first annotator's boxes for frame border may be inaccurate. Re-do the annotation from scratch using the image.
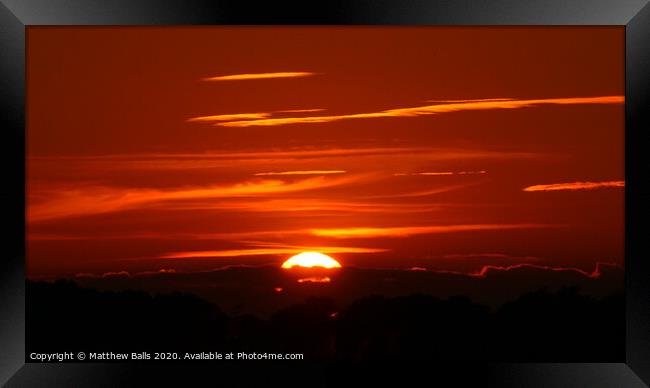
[1,1,649,386]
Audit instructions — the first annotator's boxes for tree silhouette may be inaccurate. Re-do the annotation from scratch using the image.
[26,280,623,361]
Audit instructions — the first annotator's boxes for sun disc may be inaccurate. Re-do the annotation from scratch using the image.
[281,252,342,269]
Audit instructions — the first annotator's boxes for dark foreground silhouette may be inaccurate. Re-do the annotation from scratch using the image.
[27,280,623,361]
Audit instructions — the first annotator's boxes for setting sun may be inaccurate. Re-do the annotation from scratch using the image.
[281,252,342,269]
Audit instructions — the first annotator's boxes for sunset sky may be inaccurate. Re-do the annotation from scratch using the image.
[26,27,624,278]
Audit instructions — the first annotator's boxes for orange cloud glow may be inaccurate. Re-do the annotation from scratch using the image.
[188,109,325,123]
[523,181,625,192]
[425,98,515,103]
[159,246,388,259]
[203,72,315,81]
[310,223,554,238]
[254,170,346,176]
[28,175,360,222]
[277,108,325,113]
[159,199,441,215]
[394,170,487,176]
[210,96,623,127]
[30,148,537,173]
[184,199,441,214]
[188,113,271,122]
[371,182,481,199]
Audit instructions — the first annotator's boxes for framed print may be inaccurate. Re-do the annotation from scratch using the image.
[1,1,649,386]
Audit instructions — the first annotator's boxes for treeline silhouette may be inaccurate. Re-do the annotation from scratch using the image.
[27,280,623,361]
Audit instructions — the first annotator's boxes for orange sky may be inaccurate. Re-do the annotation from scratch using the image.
[26,27,624,278]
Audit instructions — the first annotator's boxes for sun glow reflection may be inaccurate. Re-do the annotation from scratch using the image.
[297,276,331,283]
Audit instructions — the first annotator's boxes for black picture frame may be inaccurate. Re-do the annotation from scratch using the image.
[1,1,648,386]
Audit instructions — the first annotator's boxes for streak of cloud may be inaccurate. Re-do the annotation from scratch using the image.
[254,170,346,176]
[159,246,389,259]
[211,96,623,127]
[276,108,325,113]
[203,71,315,81]
[74,269,178,278]
[310,223,555,239]
[28,175,360,222]
[469,262,620,278]
[523,180,624,192]
[369,182,480,199]
[177,199,441,214]
[188,109,325,123]
[188,113,271,122]
[30,148,538,168]
[425,98,515,103]
[394,170,487,176]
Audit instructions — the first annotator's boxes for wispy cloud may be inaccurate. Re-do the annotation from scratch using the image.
[27,149,538,191]
[188,113,271,122]
[469,262,619,278]
[33,203,483,239]
[74,268,178,278]
[183,199,441,214]
[523,180,624,192]
[425,98,515,103]
[310,223,555,239]
[369,182,480,199]
[394,170,487,176]
[188,109,325,123]
[394,172,454,176]
[208,96,623,127]
[28,175,360,222]
[31,147,537,167]
[159,246,388,259]
[277,108,325,113]
[203,72,315,81]
[254,170,346,176]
